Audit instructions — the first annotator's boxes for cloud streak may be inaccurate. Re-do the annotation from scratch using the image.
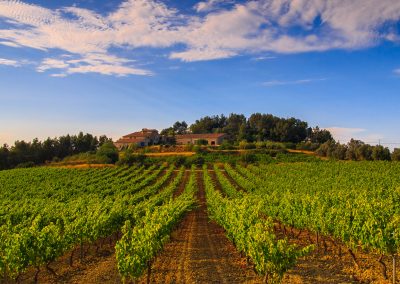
[326,127,384,144]
[0,0,400,76]
[194,0,235,13]
[0,58,20,67]
[262,78,326,86]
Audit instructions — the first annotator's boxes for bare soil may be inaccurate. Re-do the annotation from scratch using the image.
[9,170,398,284]
[137,172,262,283]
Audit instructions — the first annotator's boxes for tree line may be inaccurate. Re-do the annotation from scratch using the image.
[161,113,400,161]
[0,132,112,170]
[161,113,332,144]
[316,139,400,161]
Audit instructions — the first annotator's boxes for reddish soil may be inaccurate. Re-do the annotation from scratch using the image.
[278,224,397,284]
[9,170,398,284]
[222,172,397,284]
[172,170,190,198]
[137,172,262,283]
[16,235,121,284]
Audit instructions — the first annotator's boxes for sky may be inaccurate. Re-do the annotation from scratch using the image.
[1,0,400,148]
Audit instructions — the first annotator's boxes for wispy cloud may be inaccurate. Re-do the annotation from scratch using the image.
[262,78,326,87]
[394,69,400,76]
[252,56,277,61]
[0,58,20,67]
[0,0,400,75]
[194,0,235,13]
[326,127,384,144]
[0,41,20,48]
[36,54,152,77]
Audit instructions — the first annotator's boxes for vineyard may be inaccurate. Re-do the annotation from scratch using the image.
[0,162,399,283]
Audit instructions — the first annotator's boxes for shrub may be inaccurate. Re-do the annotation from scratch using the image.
[117,152,146,166]
[240,153,257,163]
[239,140,256,150]
[15,161,35,168]
[255,141,266,149]
[164,156,187,167]
[219,140,235,150]
[264,141,286,150]
[184,144,194,151]
[185,156,205,167]
[392,148,400,161]
[96,142,119,164]
[196,139,208,145]
[296,141,320,151]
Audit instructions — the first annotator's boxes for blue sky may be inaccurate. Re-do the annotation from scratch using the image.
[1,0,400,148]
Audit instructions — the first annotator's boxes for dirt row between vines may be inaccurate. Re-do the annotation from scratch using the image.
[14,171,260,284]
[14,169,395,284]
[218,167,396,284]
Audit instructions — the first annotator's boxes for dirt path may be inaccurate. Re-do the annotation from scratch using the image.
[140,172,262,283]
[15,168,375,284]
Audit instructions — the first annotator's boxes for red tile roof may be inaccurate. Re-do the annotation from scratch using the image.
[115,137,146,144]
[122,128,158,138]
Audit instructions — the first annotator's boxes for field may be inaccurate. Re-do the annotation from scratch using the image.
[0,161,399,283]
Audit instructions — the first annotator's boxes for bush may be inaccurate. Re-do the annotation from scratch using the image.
[15,161,35,168]
[255,154,275,164]
[283,142,296,149]
[239,140,256,150]
[196,139,208,145]
[219,140,235,150]
[372,145,391,161]
[117,152,146,166]
[184,144,194,151]
[296,141,320,151]
[185,156,205,167]
[240,153,257,163]
[60,152,99,164]
[255,141,266,149]
[164,156,187,167]
[52,156,61,163]
[96,142,119,164]
[392,148,400,161]
[264,141,286,150]
[193,145,208,154]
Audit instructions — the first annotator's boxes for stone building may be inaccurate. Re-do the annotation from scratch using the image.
[175,133,227,146]
[114,128,160,149]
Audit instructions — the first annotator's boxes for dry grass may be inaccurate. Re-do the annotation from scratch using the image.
[145,152,195,157]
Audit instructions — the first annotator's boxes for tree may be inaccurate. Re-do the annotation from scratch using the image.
[346,139,364,160]
[271,118,308,143]
[222,113,246,142]
[0,133,112,170]
[160,127,175,136]
[99,135,112,146]
[248,113,277,141]
[58,135,73,158]
[0,144,9,170]
[173,121,188,135]
[191,115,227,134]
[309,126,333,144]
[391,148,400,161]
[372,145,391,161]
[96,142,119,164]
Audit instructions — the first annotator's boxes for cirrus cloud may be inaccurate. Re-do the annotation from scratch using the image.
[0,0,399,76]
[0,57,20,67]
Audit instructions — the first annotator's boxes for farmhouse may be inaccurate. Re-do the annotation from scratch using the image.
[175,133,227,146]
[114,128,161,149]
